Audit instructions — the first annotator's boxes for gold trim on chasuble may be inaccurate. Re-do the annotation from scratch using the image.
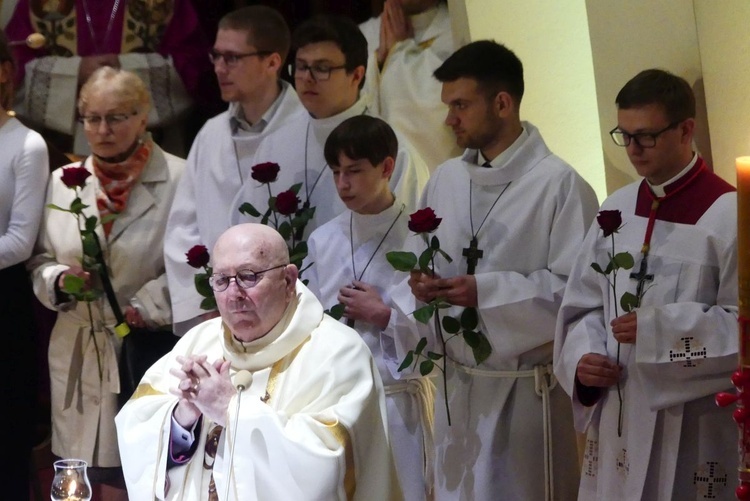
[130,382,165,400]
[265,336,355,500]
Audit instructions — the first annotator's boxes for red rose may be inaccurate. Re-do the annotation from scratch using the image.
[275,190,300,216]
[408,208,442,233]
[251,162,280,184]
[597,210,622,237]
[60,166,91,188]
[186,245,210,268]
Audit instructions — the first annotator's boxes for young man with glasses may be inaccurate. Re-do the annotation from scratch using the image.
[164,5,309,335]
[230,15,428,236]
[555,69,738,500]
[117,223,401,500]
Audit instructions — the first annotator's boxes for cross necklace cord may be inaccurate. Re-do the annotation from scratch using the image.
[302,120,328,212]
[350,203,405,282]
[630,163,706,302]
[346,203,405,327]
[464,179,511,275]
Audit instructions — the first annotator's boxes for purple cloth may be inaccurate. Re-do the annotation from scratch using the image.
[7,0,216,111]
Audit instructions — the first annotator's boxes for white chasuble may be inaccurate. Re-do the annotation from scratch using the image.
[305,201,434,500]
[389,122,599,500]
[554,159,739,500]
[116,282,402,500]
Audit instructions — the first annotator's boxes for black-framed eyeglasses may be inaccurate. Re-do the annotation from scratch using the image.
[609,121,680,148]
[290,62,347,81]
[208,264,287,292]
[78,111,139,129]
[209,50,271,66]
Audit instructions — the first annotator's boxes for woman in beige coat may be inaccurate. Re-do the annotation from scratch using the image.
[30,67,184,500]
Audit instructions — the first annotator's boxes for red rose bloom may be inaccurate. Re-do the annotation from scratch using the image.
[60,166,91,188]
[186,245,210,268]
[408,208,442,233]
[597,210,622,237]
[251,162,280,184]
[275,190,300,216]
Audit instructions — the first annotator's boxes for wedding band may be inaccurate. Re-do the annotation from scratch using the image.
[192,380,200,392]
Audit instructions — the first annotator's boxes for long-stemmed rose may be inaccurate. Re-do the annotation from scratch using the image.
[386,208,492,425]
[239,163,315,272]
[590,209,641,436]
[186,245,216,311]
[47,165,117,380]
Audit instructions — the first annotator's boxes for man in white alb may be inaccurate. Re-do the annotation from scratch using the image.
[390,40,599,500]
[305,115,434,500]
[554,69,738,501]
[164,6,308,335]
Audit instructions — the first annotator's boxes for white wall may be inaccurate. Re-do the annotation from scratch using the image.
[694,0,750,184]
[586,0,707,191]
[458,0,608,201]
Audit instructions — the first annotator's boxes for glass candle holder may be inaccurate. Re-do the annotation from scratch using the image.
[50,459,92,501]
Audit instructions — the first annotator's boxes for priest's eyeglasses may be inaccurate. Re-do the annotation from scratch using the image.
[291,62,347,81]
[79,111,139,129]
[209,50,271,67]
[609,121,679,148]
[208,264,287,292]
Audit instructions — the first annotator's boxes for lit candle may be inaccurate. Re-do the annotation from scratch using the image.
[736,157,750,365]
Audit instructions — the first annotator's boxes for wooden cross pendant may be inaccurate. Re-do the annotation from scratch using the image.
[629,257,654,305]
[462,237,484,275]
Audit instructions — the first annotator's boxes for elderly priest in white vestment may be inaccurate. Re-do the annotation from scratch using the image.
[116,223,402,500]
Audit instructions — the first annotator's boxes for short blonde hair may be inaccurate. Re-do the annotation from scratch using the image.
[78,67,151,115]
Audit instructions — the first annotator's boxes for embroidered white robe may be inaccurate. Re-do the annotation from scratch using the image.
[305,200,434,500]
[554,159,738,500]
[389,122,599,500]
[115,282,402,501]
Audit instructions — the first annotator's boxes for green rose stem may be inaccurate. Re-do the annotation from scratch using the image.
[431,256,451,426]
[265,184,280,229]
[607,233,624,437]
[89,231,132,366]
[84,283,102,380]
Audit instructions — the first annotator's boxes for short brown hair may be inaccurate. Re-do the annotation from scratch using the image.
[615,69,695,123]
[324,115,398,167]
[219,6,291,62]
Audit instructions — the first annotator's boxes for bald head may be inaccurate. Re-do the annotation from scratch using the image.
[214,223,290,269]
[212,224,298,342]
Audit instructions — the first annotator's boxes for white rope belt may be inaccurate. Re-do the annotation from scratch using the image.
[449,361,558,501]
[384,378,436,497]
